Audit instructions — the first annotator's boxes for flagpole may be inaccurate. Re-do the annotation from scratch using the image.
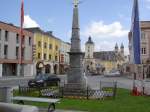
[20,0,24,76]
[131,0,142,96]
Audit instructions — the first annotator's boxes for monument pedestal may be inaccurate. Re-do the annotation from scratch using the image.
[67,52,86,89]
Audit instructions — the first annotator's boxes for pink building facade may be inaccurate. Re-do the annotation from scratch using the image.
[128,21,150,80]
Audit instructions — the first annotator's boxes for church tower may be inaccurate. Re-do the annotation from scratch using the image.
[115,43,119,53]
[85,36,94,59]
[120,43,124,56]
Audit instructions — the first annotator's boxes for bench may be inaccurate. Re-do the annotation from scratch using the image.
[0,102,39,112]
[12,96,60,112]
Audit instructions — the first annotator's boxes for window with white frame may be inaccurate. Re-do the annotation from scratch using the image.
[141,32,146,40]
[16,34,19,44]
[5,31,8,41]
[141,47,146,54]
[0,29,1,40]
[0,43,2,57]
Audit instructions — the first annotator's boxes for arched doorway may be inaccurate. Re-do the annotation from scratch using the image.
[45,64,51,74]
[36,61,44,75]
[54,64,58,74]
[146,65,150,78]
[60,64,64,74]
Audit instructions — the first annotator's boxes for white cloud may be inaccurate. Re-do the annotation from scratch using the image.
[124,47,129,55]
[81,21,129,39]
[94,41,116,51]
[23,15,40,28]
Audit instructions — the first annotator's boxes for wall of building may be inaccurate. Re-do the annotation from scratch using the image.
[29,28,62,75]
[85,43,94,58]
[0,22,33,77]
[129,21,150,64]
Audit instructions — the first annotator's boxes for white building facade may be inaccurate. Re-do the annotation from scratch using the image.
[0,21,33,77]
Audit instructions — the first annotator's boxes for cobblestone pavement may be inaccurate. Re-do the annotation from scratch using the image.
[0,75,67,87]
[0,75,149,90]
[0,76,33,87]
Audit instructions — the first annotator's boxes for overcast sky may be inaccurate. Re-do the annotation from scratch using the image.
[0,0,150,55]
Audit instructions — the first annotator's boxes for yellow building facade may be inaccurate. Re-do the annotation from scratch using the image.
[26,28,61,75]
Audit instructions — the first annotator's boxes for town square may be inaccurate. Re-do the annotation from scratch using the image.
[0,0,150,112]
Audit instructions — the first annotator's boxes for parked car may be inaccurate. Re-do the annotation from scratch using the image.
[104,70,120,77]
[28,74,60,87]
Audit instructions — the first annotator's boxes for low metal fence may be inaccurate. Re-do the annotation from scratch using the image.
[60,81,117,100]
[18,85,59,97]
[18,81,117,100]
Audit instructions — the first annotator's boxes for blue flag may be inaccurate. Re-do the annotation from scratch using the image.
[131,0,141,64]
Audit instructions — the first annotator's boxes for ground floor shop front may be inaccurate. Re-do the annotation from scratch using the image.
[0,63,33,77]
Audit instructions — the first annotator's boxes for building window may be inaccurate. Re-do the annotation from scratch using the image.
[55,56,58,61]
[16,34,19,44]
[22,47,25,59]
[38,41,41,47]
[22,35,25,44]
[141,48,146,54]
[49,54,51,60]
[0,44,1,57]
[44,53,47,60]
[5,31,8,41]
[29,37,31,46]
[16,47,19,59]
[55,45,58,51]
[38,53,41,59]
[141,32,146,40]
[4,45,8,58]
[0,29,1,40]
[44,42,47,48]
[49,44,52,49]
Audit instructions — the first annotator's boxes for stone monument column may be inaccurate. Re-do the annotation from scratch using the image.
[67,0,85,88]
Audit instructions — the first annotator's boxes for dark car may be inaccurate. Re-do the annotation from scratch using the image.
[28,74,60,87]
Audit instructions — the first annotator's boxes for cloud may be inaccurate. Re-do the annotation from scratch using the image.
[23,15,40,28]
[96,41,115,51]
[124,47,129,55]
[81,21,129,39]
